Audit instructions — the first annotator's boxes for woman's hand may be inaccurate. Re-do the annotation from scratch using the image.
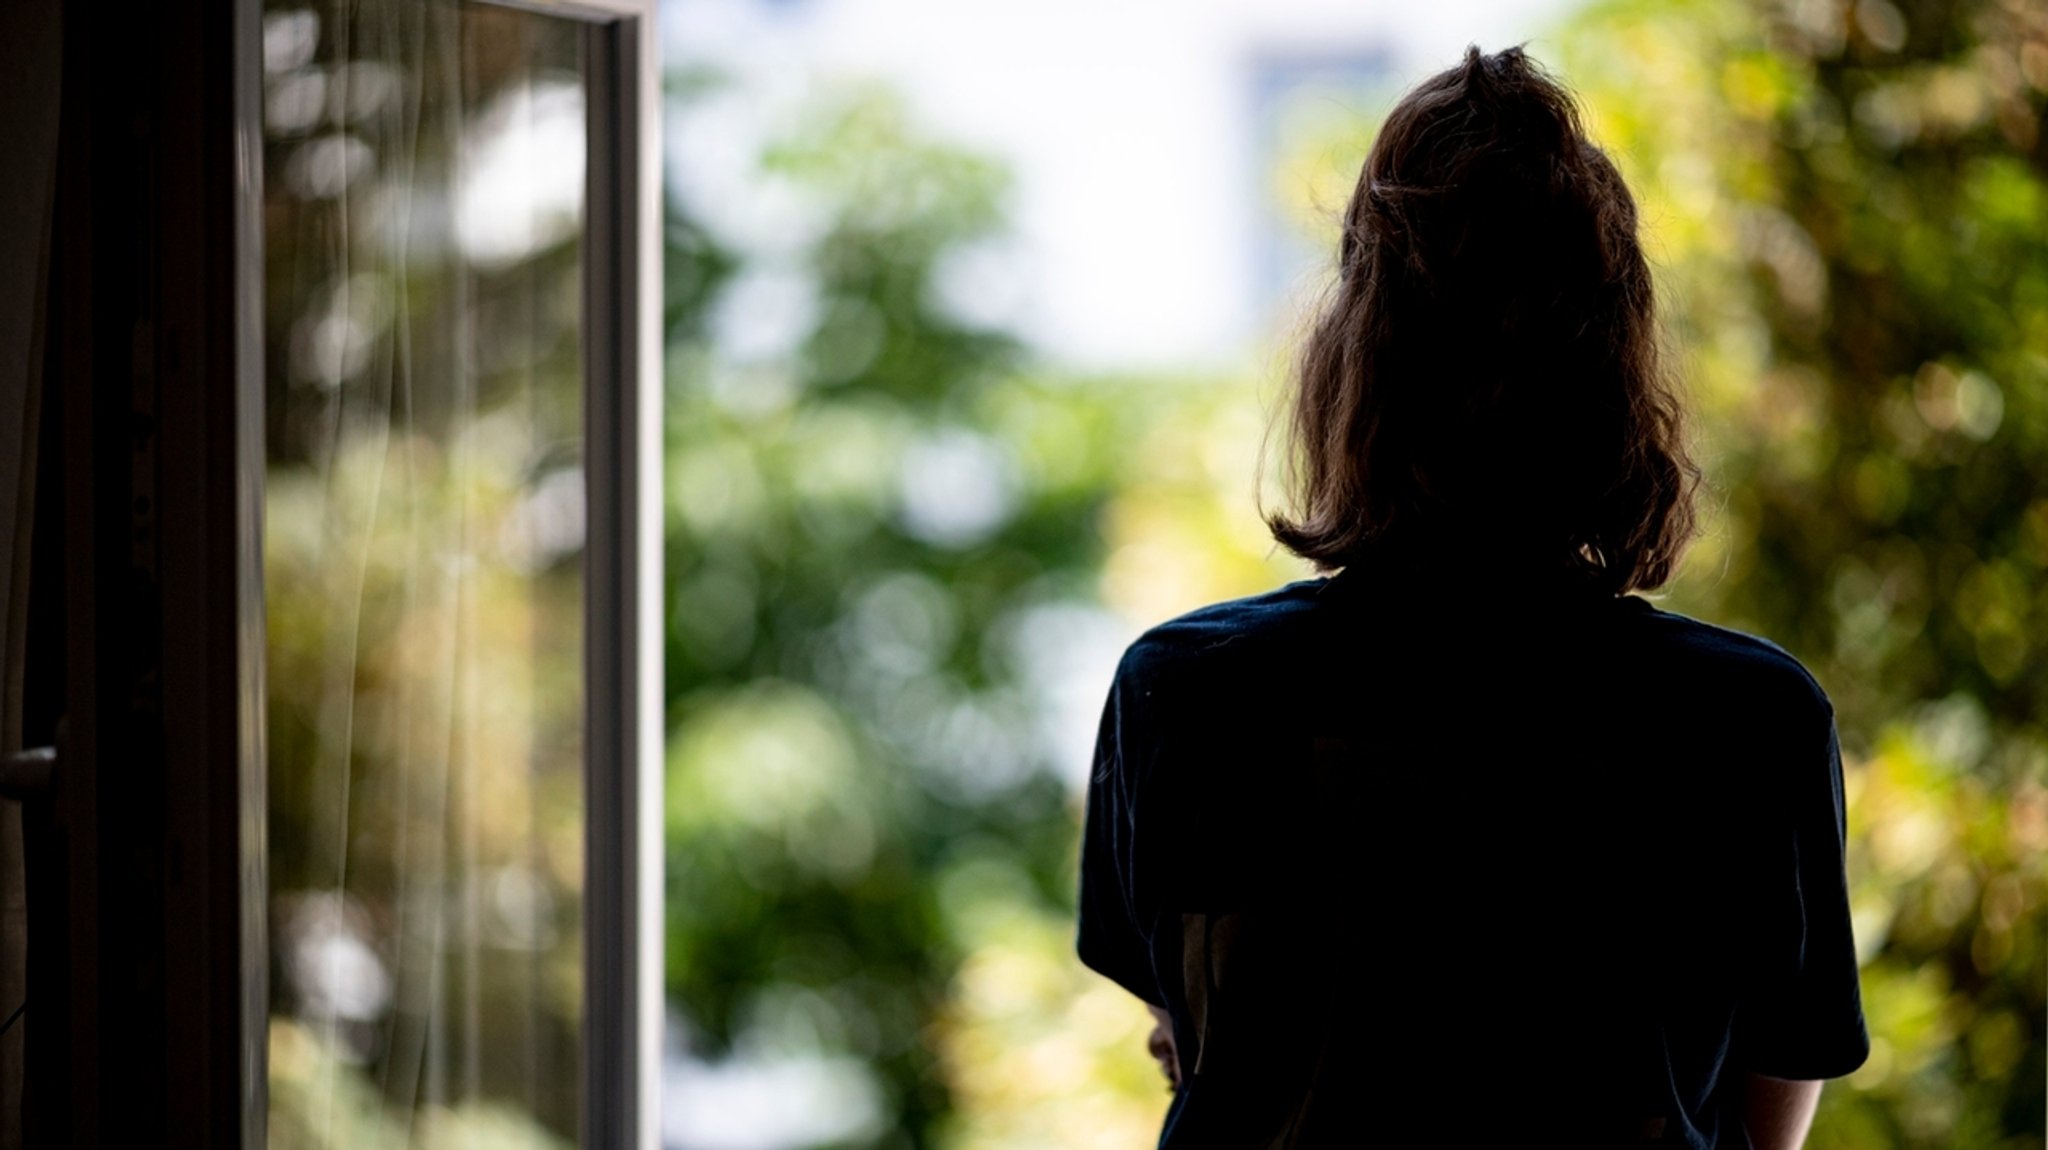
[1145,1004,1181,1091]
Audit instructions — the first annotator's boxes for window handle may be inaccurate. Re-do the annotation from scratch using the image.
[0,745,55,801]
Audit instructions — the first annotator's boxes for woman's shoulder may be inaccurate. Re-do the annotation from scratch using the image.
[1617,596,1835,720]
[1114,576,1339,685]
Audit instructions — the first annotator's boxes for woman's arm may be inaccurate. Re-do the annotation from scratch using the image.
[1741,1074,1823,1150]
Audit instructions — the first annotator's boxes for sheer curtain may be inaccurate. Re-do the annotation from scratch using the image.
[260,4,590,1144]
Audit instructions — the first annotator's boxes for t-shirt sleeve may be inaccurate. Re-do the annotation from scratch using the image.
[1740,709,1872,1080]
[1075,655,1166,1007]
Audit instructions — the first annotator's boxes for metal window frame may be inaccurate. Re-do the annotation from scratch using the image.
[570,4,665,1149]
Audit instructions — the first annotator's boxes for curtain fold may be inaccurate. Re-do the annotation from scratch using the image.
[261,3,590,1144]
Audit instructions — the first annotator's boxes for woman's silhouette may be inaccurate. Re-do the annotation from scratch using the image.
[1077,45,1869,1149]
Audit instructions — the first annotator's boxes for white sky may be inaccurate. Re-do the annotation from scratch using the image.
[661,0,1577,369]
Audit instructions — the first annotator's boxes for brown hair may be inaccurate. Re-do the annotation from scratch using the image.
[1266,45,1697,595]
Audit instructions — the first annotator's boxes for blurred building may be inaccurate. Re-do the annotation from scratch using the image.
[662,0,1573,371]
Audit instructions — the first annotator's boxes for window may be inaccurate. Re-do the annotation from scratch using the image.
[7,0,658,1143]
[259,1,660,1144]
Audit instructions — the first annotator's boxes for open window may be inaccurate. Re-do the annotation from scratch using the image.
[8,0,660,1144]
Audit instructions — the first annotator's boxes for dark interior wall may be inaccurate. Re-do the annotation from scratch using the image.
[10,1,266,1146]
[0,1,65,1146]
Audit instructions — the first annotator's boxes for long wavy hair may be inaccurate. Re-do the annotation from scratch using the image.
[1266,45,1697,595]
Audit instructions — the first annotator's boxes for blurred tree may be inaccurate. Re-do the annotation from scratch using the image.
[1547,1,2047,1145]
[660,0,2048,1144]
[659,81,1165,1146]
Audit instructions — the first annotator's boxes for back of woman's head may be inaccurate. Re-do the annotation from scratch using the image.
[1268,45,1697,595]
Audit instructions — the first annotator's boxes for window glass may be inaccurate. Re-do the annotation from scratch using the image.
[260,3,588,1143]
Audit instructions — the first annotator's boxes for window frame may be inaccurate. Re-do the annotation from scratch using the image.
[569,4,666,1147]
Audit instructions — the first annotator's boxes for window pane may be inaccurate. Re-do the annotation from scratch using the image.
[260,3,588,1143]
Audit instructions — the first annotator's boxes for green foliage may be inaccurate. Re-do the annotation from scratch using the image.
[1553,2,2048,1144]
[661,5,2048,1145]
[660,84,1146,1146]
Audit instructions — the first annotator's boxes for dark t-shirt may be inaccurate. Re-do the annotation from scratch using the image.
[1076,561,1869,1149]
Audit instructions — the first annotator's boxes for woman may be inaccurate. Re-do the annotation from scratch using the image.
[1076,46,1869,1149]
